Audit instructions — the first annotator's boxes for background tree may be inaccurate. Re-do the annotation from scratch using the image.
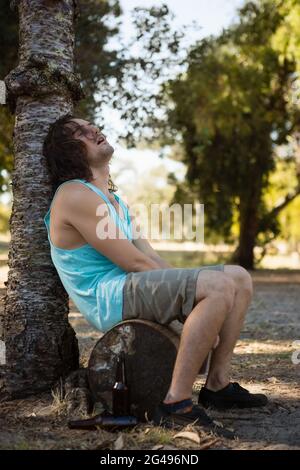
[0,0,18,190]
[272,0,300,69]
[73,0,123,119]
[161,0,300,268]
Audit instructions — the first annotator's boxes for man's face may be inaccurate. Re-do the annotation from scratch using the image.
[68,118,114,166]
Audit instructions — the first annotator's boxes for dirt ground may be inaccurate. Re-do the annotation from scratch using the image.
[0,269,299,450]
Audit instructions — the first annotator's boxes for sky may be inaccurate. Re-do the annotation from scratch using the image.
[120,0,244,39]
[105,0,245,194]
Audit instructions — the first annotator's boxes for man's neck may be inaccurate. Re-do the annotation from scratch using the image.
[90,166,111,197]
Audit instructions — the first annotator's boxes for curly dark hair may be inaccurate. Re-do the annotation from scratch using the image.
[43,113,118,193]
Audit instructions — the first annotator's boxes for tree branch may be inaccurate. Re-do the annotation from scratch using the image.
[259,185,300,232]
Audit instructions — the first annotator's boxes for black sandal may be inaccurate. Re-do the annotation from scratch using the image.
[151,398,235,439]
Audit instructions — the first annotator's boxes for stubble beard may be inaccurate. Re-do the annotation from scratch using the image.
[97,142,114,164]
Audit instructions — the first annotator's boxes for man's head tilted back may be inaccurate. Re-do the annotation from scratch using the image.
[43,114,115,190]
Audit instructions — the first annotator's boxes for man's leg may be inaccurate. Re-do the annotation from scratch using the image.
[205,265,253,391]
[163,270,236,405]
[196,265,267,409]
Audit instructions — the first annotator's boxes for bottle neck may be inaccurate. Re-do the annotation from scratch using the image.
[115,352,126,384]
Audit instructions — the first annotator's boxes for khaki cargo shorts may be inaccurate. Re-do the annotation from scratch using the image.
[122,264,225,325]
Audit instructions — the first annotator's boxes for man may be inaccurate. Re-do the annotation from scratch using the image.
[43,114,268,430]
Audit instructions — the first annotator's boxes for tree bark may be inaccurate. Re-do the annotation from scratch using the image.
[1,0,84,398]
[232,186,261,270]
[233,185,300,270]
[233,208,258,270]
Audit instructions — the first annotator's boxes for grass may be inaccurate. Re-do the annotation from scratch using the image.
[117,426,176,449]
[50,379,74,416]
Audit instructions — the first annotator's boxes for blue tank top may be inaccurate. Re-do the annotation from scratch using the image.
[43,178,133,332]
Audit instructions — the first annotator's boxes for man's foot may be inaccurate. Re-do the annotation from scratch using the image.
[198,382,268,409]
[151,398,235,439]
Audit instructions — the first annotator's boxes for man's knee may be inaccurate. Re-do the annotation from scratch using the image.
[217,273,236,311]
[195,270,236,311]
[225,265,253,299]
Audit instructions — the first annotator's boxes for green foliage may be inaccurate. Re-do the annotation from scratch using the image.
[0,202,11,233]
[0,0,18,190]
[265,156,300,248]
[160,0,300,265]
[272,0,300,68]
[73,0,123,120]
[0,0,19,77]
[107,4,185,146]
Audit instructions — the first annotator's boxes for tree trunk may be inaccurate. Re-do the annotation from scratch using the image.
[232,191,261,270]
[1,0,84,398]
[233,213,257,269]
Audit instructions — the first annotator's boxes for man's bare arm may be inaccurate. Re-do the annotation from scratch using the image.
[63,183,162,273]
[129,210,173,268]
[134,239,173,269]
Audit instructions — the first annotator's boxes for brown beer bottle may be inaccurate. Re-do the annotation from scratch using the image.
[112,351,130,416]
